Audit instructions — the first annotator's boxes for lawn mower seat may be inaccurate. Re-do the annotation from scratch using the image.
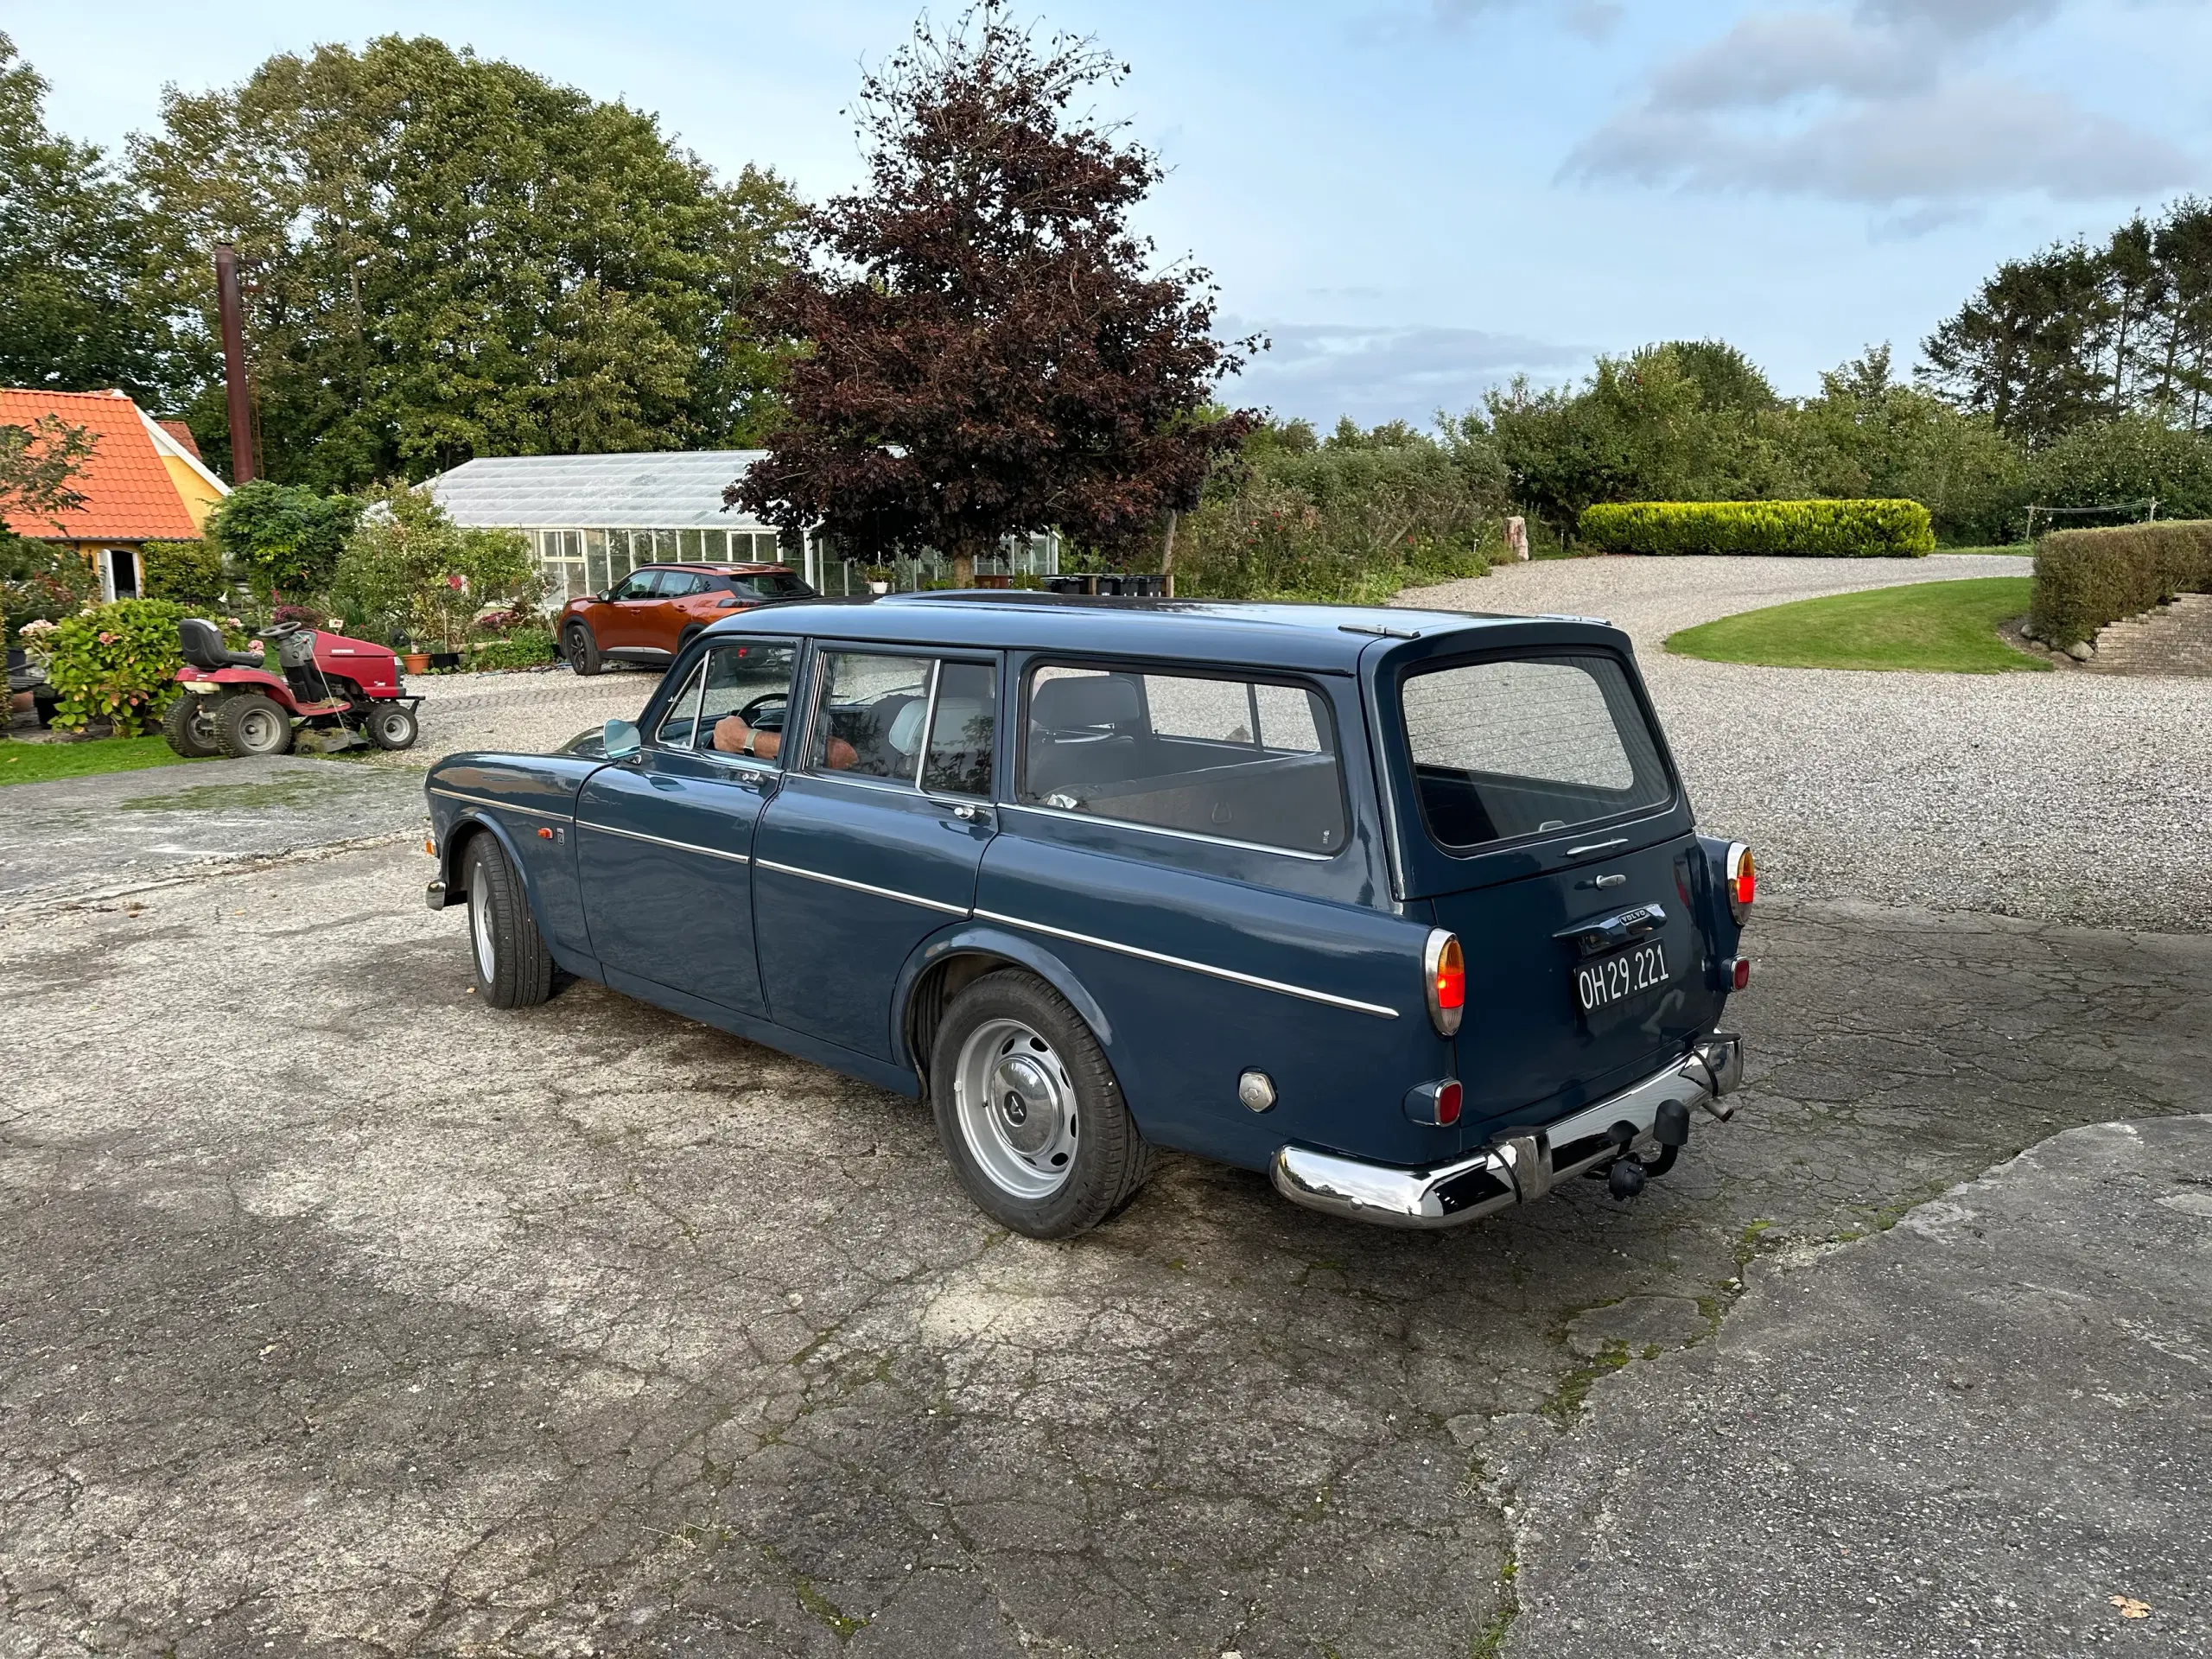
[179,618,264,671]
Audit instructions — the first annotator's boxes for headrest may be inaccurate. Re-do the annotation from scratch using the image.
[887,698,928,756]
[927,698,988,749]
[1031,674,1141,732]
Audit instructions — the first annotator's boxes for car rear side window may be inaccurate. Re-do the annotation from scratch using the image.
[1019,664,1347,855]
[1400,653,1672,849]
[810,651,998,794]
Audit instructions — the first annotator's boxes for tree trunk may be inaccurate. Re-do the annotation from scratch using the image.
[1160,510,1178,597]
[951,550,976,588]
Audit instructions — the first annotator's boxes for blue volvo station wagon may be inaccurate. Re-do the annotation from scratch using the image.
[424,594,1753,1238]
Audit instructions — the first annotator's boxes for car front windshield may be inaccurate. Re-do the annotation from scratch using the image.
[1400,652,1673,850]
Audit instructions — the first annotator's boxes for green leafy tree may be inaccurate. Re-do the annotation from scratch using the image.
[0,35,179,401]
[206,480,362,601]
[130,35,802,488]
[2030,416,2212,523]
[330,482,537,650]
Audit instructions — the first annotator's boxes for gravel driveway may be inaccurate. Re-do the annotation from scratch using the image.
[1404,554,2212,932]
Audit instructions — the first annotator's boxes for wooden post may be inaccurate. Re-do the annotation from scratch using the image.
[1505,515,1529,563]
[1161,509,1179,598]
[213,244,256,483]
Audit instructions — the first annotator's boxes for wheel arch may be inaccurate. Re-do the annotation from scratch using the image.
[893,925,1120,1092]
[439,812,552,938]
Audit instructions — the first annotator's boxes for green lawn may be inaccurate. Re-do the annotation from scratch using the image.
[0,732,207,786]
[1665,576,2050,673]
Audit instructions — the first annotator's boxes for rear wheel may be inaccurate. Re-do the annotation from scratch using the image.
[563,622,602,677]
[216,691,292,758]
[463,835,554,1007]
[930,969,1151,1238]
[366,702,419,750]
[162,694,221,758]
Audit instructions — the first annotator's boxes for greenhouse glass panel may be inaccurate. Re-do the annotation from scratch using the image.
[679,528,704,562]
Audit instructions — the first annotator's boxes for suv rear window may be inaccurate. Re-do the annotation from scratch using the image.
[1018,664,1346,855]
[1400,653,1672,850]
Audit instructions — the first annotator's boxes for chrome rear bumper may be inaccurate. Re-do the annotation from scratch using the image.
[1270,1033,1743,1230]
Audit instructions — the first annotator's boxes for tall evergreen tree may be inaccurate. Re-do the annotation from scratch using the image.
[0,34,178,402]
[130,35,802,489]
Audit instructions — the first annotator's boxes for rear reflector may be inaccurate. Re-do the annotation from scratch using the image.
[1729,957,1751,992]
[1436,1079,1463,1126]
[1403,1077,1464,1127]
[1423,929,1465,1037]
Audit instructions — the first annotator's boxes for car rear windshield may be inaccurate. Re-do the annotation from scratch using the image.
[1399,652,1672,850]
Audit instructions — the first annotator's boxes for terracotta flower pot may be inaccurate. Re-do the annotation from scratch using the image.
[404,652,430,674]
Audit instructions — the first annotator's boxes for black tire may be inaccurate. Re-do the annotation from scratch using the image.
[677,625,702,654]
[564,622,603,677]
[366,702,419,750]
[216,691,293,758]
[930,969,1152,1238]
[462,835,554,1007]
[162,694,222,758]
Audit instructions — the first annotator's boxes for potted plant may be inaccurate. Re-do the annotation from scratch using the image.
[864,564,895,595]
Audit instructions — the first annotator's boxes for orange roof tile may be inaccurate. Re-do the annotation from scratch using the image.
[0,388,206,543]
[156,418,204,461]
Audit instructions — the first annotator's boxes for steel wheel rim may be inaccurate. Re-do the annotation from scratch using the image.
[237,707,283,751]
[470,881,496,981]
[953,1017,1079,1200]
[376,709,410,742]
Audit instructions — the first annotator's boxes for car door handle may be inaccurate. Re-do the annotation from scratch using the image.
[951,804,987,823]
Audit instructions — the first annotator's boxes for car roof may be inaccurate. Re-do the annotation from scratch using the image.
[642,562,790,575]
[702,591,1616,672]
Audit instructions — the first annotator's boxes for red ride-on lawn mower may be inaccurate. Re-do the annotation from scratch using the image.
[164,618,423,759]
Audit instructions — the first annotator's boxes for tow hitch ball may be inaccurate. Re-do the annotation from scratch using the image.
[1605,1098,1694,1202]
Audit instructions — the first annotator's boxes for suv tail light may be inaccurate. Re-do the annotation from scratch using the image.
[1726,843,1757,922]
[1423,929,1465,1037]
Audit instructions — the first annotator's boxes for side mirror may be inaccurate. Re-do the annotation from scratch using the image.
[602,718,641,760]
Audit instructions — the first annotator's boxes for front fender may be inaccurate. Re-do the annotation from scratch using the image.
[890,920,1119,1076]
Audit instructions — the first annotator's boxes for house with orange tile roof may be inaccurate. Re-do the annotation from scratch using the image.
[0,388,229,602]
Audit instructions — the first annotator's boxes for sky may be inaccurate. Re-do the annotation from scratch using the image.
[13,0,2211,429]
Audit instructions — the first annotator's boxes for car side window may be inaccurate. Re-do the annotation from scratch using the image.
[696,639,800,762]
[920,662,998,797]
[653,658,708,748]
[809,652,998,792]
[1018,663,1347,855]
[664,570,708,597]
[609,569,658,601]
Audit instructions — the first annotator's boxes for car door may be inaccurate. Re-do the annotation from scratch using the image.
[752,647,1001,1060]
[574,636,802,1015]
[596,568,664,652]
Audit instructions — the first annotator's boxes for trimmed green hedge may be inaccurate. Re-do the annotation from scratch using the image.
[2031,519,2212,648]
[1579,499,1936,558]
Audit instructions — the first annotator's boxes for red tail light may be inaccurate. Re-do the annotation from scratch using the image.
[1726,843,1757,921]
[1726,957,1751,991]
[1424,929,1465,1037]
[1435,1079,1463,1126]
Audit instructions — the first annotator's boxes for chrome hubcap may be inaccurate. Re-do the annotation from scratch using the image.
[954,1018,1077,1198]
[470,882,495,980]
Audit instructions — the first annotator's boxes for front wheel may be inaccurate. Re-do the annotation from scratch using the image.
[463,835,554,1007]
[162,694,222,758]
[216,691,293,758]
[366,702,419,750]
[930,969,1152,1238]
[563,622,602,677]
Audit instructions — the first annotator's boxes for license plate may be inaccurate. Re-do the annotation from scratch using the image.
[1575,940,1669,1014]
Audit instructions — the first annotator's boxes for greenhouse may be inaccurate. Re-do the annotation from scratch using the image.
[426,450,1059,599]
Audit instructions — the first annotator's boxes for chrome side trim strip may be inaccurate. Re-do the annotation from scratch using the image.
[997,801,1339,862]
[755,857,970,916]
[577,819,751,864]
[972,908,1399,1019]
[430,785,575,822]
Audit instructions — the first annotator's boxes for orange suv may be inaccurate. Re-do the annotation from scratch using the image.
[558,563,816,676]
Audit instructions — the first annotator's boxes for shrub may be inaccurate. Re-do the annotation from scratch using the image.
[141,539,226,609]
[41,599,193,735]
[1579,499,1935,557]
[468,628,556,670]
[0,528,97,644]
[2030,519,2212,647]
[330,482,540,651]
[207,480,364,601]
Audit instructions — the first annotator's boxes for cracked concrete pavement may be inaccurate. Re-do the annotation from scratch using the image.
[3,856,2207,1656]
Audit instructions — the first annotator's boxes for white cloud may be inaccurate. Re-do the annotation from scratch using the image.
[1568,1,2196,213]
[1223,321,1584,425]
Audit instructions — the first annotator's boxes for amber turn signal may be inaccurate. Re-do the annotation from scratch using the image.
[1423,929,1465,1037]
[423,837,435,856]
[1726,842,1757,922]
